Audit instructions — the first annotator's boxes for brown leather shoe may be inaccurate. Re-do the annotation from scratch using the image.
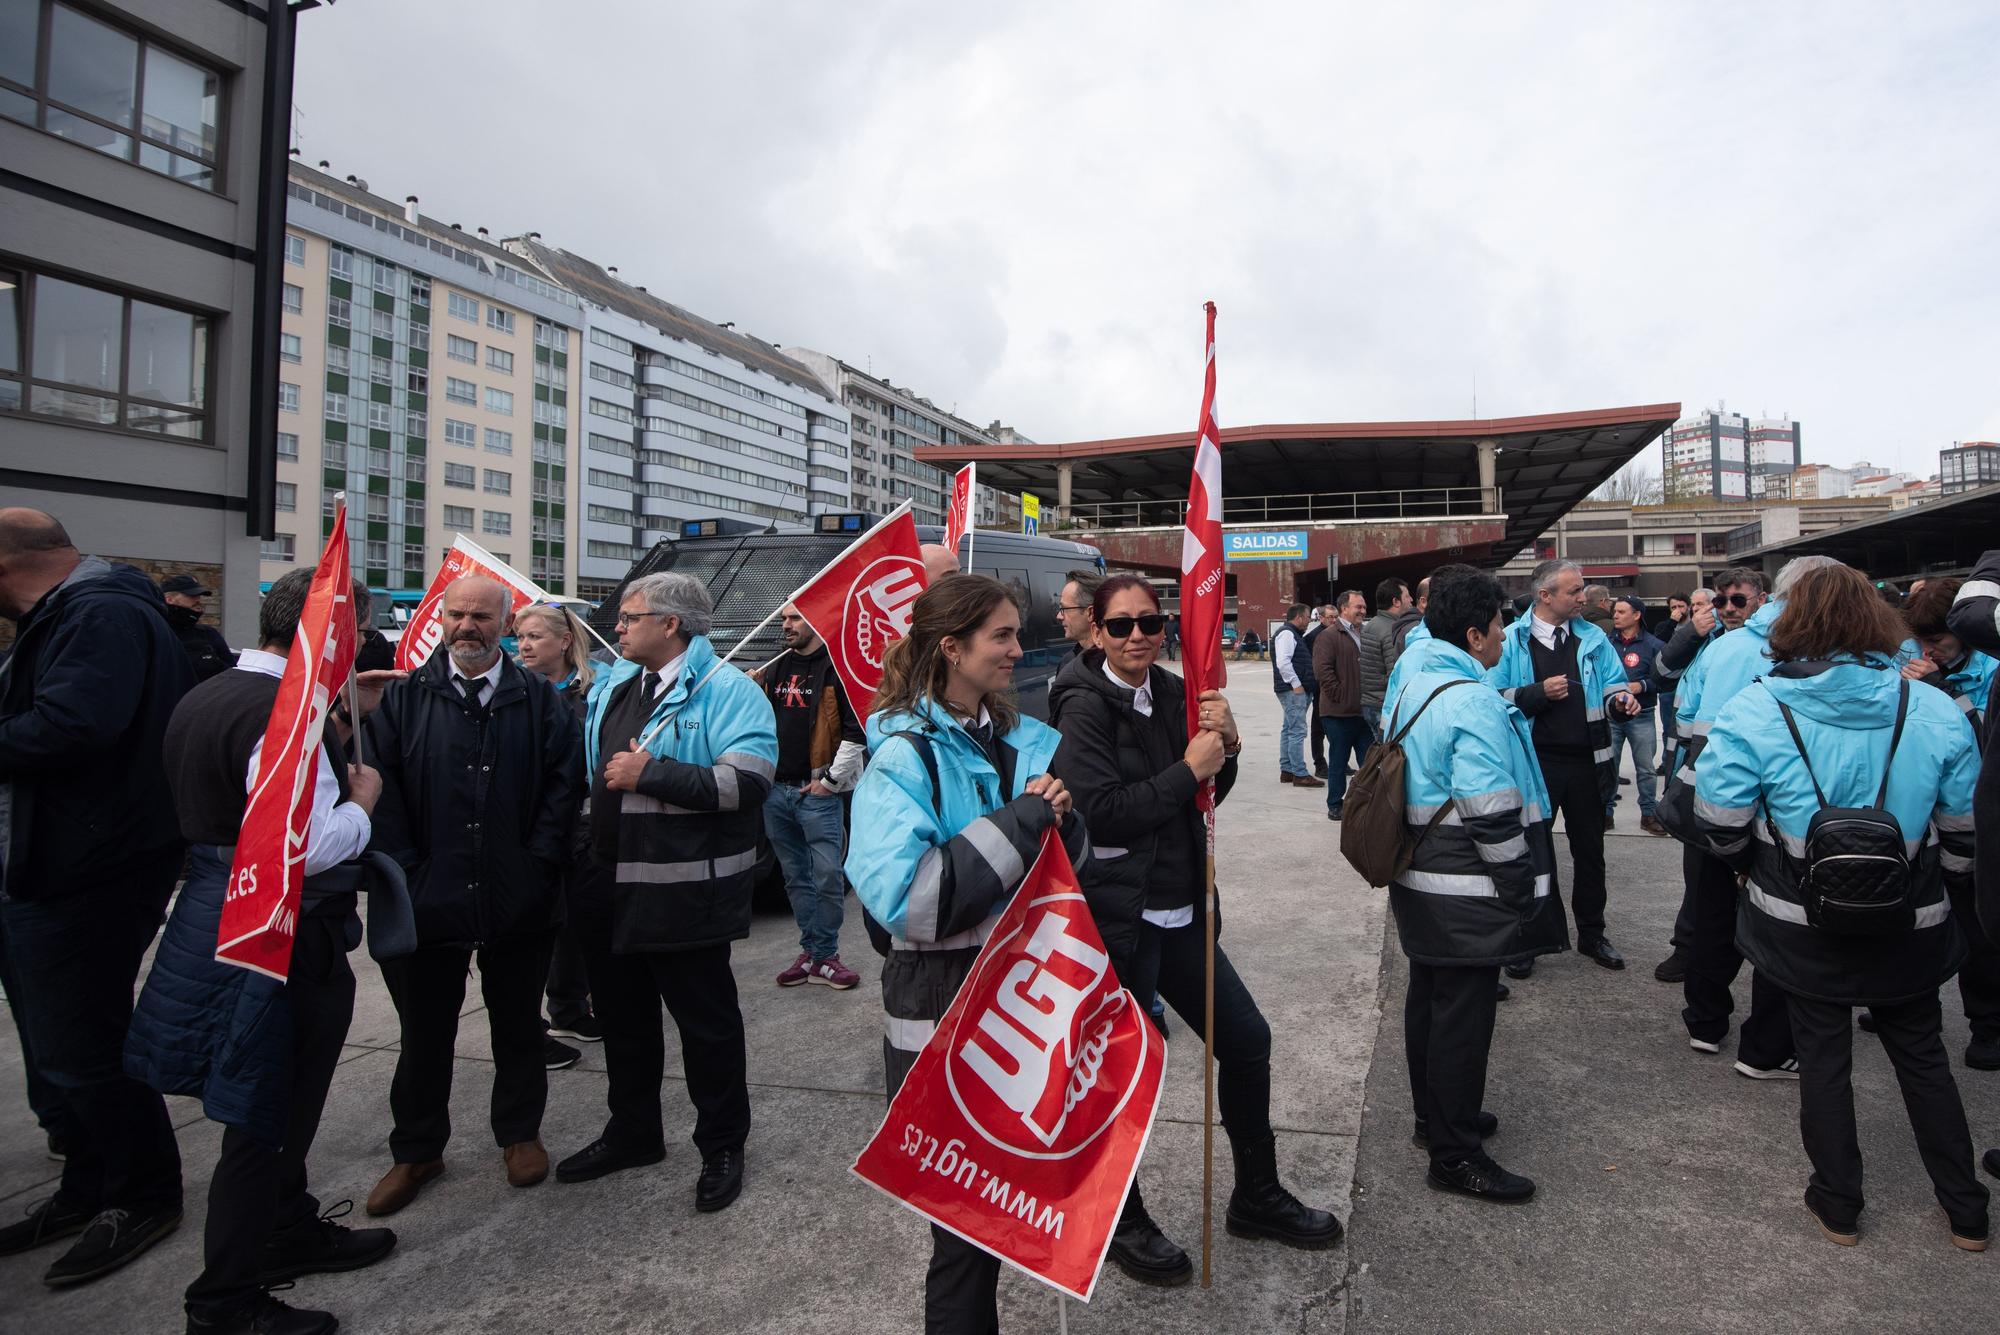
[1290,773,1326,788]
[366,1159,444,1216]
[505,1139,549,1188]
[1640,816,1669,836]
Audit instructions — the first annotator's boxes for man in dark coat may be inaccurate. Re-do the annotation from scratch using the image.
[129,571,402,1335]
[0,508,191,1287]
[1314,590,1371,819]
[362,576,583,1216]
[159,573,235,683]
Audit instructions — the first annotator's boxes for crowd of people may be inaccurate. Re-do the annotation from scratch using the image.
[2,500,1999,1334]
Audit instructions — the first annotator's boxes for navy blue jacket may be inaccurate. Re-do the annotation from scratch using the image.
[1608,626,1666,706]
[0,558,191,897]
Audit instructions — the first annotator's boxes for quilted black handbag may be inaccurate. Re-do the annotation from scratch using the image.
[1772,680,1914,936]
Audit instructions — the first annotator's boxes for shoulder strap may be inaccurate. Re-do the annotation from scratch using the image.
[1773,700,1830,810]
[1873,681,1910,809]
[884,730,942,818]
[1389,679,1472,745]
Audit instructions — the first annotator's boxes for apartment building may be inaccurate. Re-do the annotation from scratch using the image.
[1662,405,1802,502]
[1940,442,2000,497]
[264,163,581,593]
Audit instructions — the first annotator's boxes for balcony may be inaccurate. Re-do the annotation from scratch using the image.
[1051,486,1500,532]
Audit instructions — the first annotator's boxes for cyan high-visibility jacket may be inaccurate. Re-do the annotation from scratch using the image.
[1670,599,1782,766]
[1385,637,1568,966]
[1922,649,1998,737]
[1483,613,1631,787]
[1694,656,1975,1004]
[582,635,778,953]
[845,696,1091,1096]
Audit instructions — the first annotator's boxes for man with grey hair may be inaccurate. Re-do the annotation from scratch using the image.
[362,575,584,1216]
[555,571,777,1214]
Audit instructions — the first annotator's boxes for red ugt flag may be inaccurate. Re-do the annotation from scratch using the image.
[1180,301,1226,818]
[217,500,358,980]
[852,829,1167,1302]
[790,500,926,717]
[395,535,544,671]
[943,463,976,569]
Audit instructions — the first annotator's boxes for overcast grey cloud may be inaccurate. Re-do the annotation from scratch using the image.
[294,0,2000,475]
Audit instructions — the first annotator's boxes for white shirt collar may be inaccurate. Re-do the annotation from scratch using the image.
[236,648,287,678]
[1529,612,1571,651]
[653,648,690,697]
[1101,660,1152,716]
[450,653,506,703]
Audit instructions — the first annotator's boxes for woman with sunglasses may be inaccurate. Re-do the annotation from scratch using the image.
[845,574,1090,1333]
[1047,574,1341,1288]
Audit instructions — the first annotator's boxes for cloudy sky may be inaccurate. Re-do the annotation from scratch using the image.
[294,1,1999,479]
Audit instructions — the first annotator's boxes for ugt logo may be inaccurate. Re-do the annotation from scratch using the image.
[839,556,925,687]
[946,893,1150,1159]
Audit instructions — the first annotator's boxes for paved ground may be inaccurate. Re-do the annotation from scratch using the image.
[3,678,1994,1333]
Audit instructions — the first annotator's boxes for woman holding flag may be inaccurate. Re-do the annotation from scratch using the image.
[846,573,1091,1334]
[1048,574,1342,1288]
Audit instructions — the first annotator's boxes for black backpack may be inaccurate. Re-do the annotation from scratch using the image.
[857,729,1017,956]
[1772,680,1915,936]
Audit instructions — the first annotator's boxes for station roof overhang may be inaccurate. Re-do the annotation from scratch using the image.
[1743,483,2000,583]
[914,403,1680,561]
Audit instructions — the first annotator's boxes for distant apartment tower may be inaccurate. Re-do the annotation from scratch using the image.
[513,245,850,600]
[2,0,292,643]
[1940,442,2000,496]
[268,164,582,594]
[1664,404,1800,502]
[1766,463,1853,501]
[781,351,997,526]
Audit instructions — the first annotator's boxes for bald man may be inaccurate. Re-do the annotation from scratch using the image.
[921,543,960,584]
[360,575,584,1216]
[0,508,192,1284]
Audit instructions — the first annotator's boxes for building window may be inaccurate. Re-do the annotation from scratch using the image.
[444,418,476,446]
[484,388,513,416]
[486,307,516,335]
[483,469,511,495]
[278,382,300,413]
[276,431,298,460]
[261,535,296,562]
[444,462,475,489]
[367,401,393,430]
[486,347,514,374]
[447,292,478,322]
[323,393,346,421]
[279,332,301,363]
[484,428,512,455]
[482,510,512,536]
[443,504,474,529]
[447,334,476,363]
[281,283,303,315]
[0,270,211,437]
[274,481,297,513]
[325,295,349,329]
[444,376,476,405]
[284,235,305,266]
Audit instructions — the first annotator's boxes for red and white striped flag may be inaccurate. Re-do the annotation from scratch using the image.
[1180,302,1225,826]
[217,497,359,980]
[944,463,976,572]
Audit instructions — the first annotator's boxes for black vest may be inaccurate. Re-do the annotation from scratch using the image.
[1526,630,1591,755]
[163,667,351,846]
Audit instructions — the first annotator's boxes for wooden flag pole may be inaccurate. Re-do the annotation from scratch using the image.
[1201,820,1217,1288]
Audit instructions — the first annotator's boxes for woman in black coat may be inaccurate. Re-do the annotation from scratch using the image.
[1048,574,1342,1288]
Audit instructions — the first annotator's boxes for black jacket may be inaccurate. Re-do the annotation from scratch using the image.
[165,603,235,683]
[0,558,192,897]
[1945,553,2000,949]
[1047,649,1238,960]
[365,650,583,946]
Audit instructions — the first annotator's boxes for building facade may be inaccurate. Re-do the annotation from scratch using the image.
[1940,442,2000,496]
[1746,416,1802,498]
[1663,405,1803,503]
[515,245,849,601]
[2,0,288,643]
[264,164,582,594]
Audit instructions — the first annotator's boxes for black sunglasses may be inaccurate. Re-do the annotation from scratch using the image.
[1720,593,1750,608]
[1102,614,1167,639]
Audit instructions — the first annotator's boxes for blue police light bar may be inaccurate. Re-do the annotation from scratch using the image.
[682,519,720,537]
[815,513,868,534]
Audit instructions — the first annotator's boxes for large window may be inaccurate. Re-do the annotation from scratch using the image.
[483,468,511,495]
[282,283,303,314]
[486,307,516,335]
[484,387,513,416]
[261,535,295,562]
[443,505,474,529]
[447,334,477,363]
[444,376,476,405]
[0,267,207,438]
[483,427,512,455]
[443,418,476,447]
[486,347,513,374]
[1,4,222,189]
[447,292,478,323]
[481,510,512,536]
[443,462,475,489]
[284,235,305,267]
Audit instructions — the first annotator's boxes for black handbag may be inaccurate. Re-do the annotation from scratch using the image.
[1772,681,1915,937]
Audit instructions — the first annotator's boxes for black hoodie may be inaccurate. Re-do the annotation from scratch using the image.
[0,558,193,896]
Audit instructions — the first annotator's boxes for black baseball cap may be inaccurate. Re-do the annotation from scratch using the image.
[160,574,212,596]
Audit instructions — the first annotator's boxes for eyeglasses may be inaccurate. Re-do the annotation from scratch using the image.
[1055,601,1091,614]
[1102,614,1166,639]
[1719,593,1751,609]
[615,611,665,627]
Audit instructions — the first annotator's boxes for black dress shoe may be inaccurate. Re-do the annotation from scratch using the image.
[555,1136,667,1184]
[1504,959,1533,980]
[1107,1206,1192,1286]
[1966,1033,2000,1070]
[1426,1152,1535,1204]
[1983,1148,2000,1182]
[1412,1111,1499,1149]
[185,1292,338,1335]
[1653,948,1688,983]
[1496,981,1511,1002]
[259,1200,396,1284]
[44,1206,182,1287]
[696,1148,744,1212]
[1578,936,1626,970]
[0,1194,93,1257]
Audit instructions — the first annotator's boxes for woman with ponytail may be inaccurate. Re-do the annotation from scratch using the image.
[845,574,1092,1333]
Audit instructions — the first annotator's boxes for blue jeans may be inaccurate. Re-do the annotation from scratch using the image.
[1607,708,1658,819]
[1278,690,1311,776]
[1361,703,1383,745]
[1322,715,1372,811]
[763,784,848,960]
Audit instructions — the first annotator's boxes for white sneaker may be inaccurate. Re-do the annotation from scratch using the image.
[1689,1037,1721,1054]
[1734,1057,1801,1080]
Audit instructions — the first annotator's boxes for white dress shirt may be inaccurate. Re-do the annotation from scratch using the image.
[450,653,506,706]
[236,649,370,874]
[1100,661,1195,931]
[1528,613,1570,652]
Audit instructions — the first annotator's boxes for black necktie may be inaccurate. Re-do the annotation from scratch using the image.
[455,674,485,711]
[1552,626,1568,653]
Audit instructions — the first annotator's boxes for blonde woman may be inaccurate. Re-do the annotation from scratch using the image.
[514,602,600,1063]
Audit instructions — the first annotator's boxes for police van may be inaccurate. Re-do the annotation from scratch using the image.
[592,514,1105,721]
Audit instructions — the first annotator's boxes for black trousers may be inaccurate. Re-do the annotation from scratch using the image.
[1537,751,1609,938]
[1309,691,1326,769]
[570,859,750,1157]
[1405,961,1502,1165]
[1787,990,1989,1232]
[545,916,592,1030]
[185,914,356,1313]
[1947,876,2000,1041]
[380,933,555,1161]
[1680,845,1793,1066]
[1119,917,1274,1144]
[0,863,182,1215]
[926,1225,1001,1334]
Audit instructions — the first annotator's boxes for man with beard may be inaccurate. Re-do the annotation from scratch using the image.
[361,576,583,1216]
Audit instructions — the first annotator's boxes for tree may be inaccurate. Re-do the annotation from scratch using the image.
[1594,462,1662,505]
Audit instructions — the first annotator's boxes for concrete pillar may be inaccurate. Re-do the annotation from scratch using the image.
[1476,439,1498,512]
[1057,461,1073,520]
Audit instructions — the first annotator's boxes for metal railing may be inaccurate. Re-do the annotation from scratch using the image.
[1050,486,1499,531]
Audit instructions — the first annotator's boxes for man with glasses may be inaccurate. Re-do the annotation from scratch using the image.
[1055,569,1103,659]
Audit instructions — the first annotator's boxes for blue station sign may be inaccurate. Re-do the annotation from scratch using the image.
[1223,529,1310,563]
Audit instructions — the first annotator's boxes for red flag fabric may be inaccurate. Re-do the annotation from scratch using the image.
[789,501,926,717]
[852,829,1166,1302]
[943,463,975,566]
[216,500,359,980]
[1180,302,1226,820]
[394,535,544,671]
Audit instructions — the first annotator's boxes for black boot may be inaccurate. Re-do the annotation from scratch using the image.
[1106,1184,1191,1286]
[1225,1133,1343,1250]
